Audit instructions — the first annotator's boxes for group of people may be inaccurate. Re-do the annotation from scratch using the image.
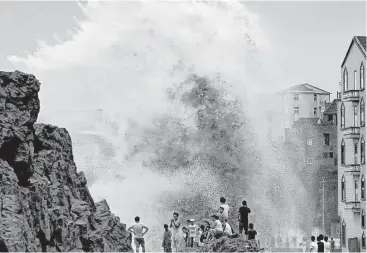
[309,234,334,253]
[126,197,258,252]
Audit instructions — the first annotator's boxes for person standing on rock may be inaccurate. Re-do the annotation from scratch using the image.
[127,216,149,253]
[219,197,229,221]
[170,212,182,252]
[162,224,172,252]
[238,200,251,240]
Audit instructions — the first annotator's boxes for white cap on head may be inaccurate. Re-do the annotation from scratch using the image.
[190,219,194,222]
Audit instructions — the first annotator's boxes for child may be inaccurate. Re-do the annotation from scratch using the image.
[198,225,205,247]
[247,223,257,240]
[162,224,172,252]
[188,219,198,248]
[182,227,189,248]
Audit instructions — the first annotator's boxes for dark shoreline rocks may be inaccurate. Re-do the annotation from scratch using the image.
[0,70,132,252]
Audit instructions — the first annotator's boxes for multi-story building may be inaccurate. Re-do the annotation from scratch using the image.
[337,36,366,252]
[285,100,339,236]
[267,84,332,142]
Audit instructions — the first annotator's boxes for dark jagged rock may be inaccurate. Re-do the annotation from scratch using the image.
[200,237,263,252]
[0,71,132,252]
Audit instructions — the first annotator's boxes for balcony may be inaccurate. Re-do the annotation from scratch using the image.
[345,201,361,212]
[342,126,360,139]
[345,164,360,177]
[342,90,360,102]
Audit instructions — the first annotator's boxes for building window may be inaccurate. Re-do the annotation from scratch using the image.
[307,139,312,146]
[342,220,346,247]
[355,180,358,202]
[307,157,313,164]
[330,152,334,158]
[354,104,358,127]
[294,94,299,100]
[362,175,365,200]
[341,175,346,201]
[323,152,328,158]
[354,70,358,90]
[361,98,365,127]
[361,136,365,165]
[362,209,366,229]
[344,68,348,91]
[362,232,366,249]
[314,107,317,117]
[324,133,330,145]
[341,103,345,129]
[354,142,359,164]
[361,62,365,90]
[341,140,345,165]
[314,94,317,101]
[294,107,299,115]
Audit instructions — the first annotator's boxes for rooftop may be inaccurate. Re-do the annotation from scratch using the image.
[341,36,367,67]
[279,83,331,95]
[323,99,338,115]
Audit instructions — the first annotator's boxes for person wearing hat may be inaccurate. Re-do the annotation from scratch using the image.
[187,219,198,248]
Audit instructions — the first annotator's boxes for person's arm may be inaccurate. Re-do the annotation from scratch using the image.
[143,225,149,235]
[127,226,135,234]
[174,220,181,228]
[248,208,251,213]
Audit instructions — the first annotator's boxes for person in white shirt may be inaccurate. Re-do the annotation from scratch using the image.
[324,236,331,253]
[310,236,318,253]
[223,219,232,236]
[219,197,229,220]
[205,215,223,242]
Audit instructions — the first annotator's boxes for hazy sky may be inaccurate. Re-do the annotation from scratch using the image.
[0,1,365,99]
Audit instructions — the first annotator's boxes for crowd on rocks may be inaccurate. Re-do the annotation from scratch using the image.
[126,197,260,252]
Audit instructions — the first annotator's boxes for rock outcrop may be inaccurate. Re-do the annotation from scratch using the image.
[0,71,132,252]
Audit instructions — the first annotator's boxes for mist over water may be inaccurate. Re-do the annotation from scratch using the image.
[9,1,309,250]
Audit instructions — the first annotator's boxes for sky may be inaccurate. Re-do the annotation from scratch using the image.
[0,1,366,99]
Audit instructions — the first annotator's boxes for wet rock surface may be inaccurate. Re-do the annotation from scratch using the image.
[0,71,132,252]
[200,237,263,252]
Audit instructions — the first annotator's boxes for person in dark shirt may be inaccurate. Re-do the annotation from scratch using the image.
[238,200,251,240]
[36,228,49,252]
[330,238,335,252]
[247,223,257,240]
[317,235,324,252]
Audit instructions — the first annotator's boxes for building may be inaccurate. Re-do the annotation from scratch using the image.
[267,84,332,142]
[337,36,366,252]
[285,100,339,236]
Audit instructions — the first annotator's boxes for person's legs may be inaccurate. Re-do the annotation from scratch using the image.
[239,223,244,241]
[140,238,145,253]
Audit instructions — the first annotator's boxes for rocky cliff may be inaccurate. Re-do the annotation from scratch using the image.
[0,71,132,252]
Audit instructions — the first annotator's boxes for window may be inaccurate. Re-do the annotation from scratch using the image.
[307,157,313,164]
[330,152,334,158]
[355,180,358,202]
[354,70,358,90]
[323,152,328,158]
[307,139,313,146]
[354,104,358,127]
[361,63,365,90]
[342,220,346,247]
[314,107,317,117]
[341,140,345,165]
[344,68,348,91]
[341,175,346,201]
[361,98,365,127]
[363,232,366,249]
[362,175,365,200]
[294,94,299,100]
[361,136,365,165]
[341,103,345,129]
[294,107,299,114]
[314,94,317,101]
[362,209,365,228]
[354,142,359,164]
[324,133,330,145]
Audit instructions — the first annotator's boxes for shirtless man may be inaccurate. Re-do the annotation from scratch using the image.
[127,216,149,253]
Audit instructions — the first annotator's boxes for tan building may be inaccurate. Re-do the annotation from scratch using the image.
[337,36,366,252]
